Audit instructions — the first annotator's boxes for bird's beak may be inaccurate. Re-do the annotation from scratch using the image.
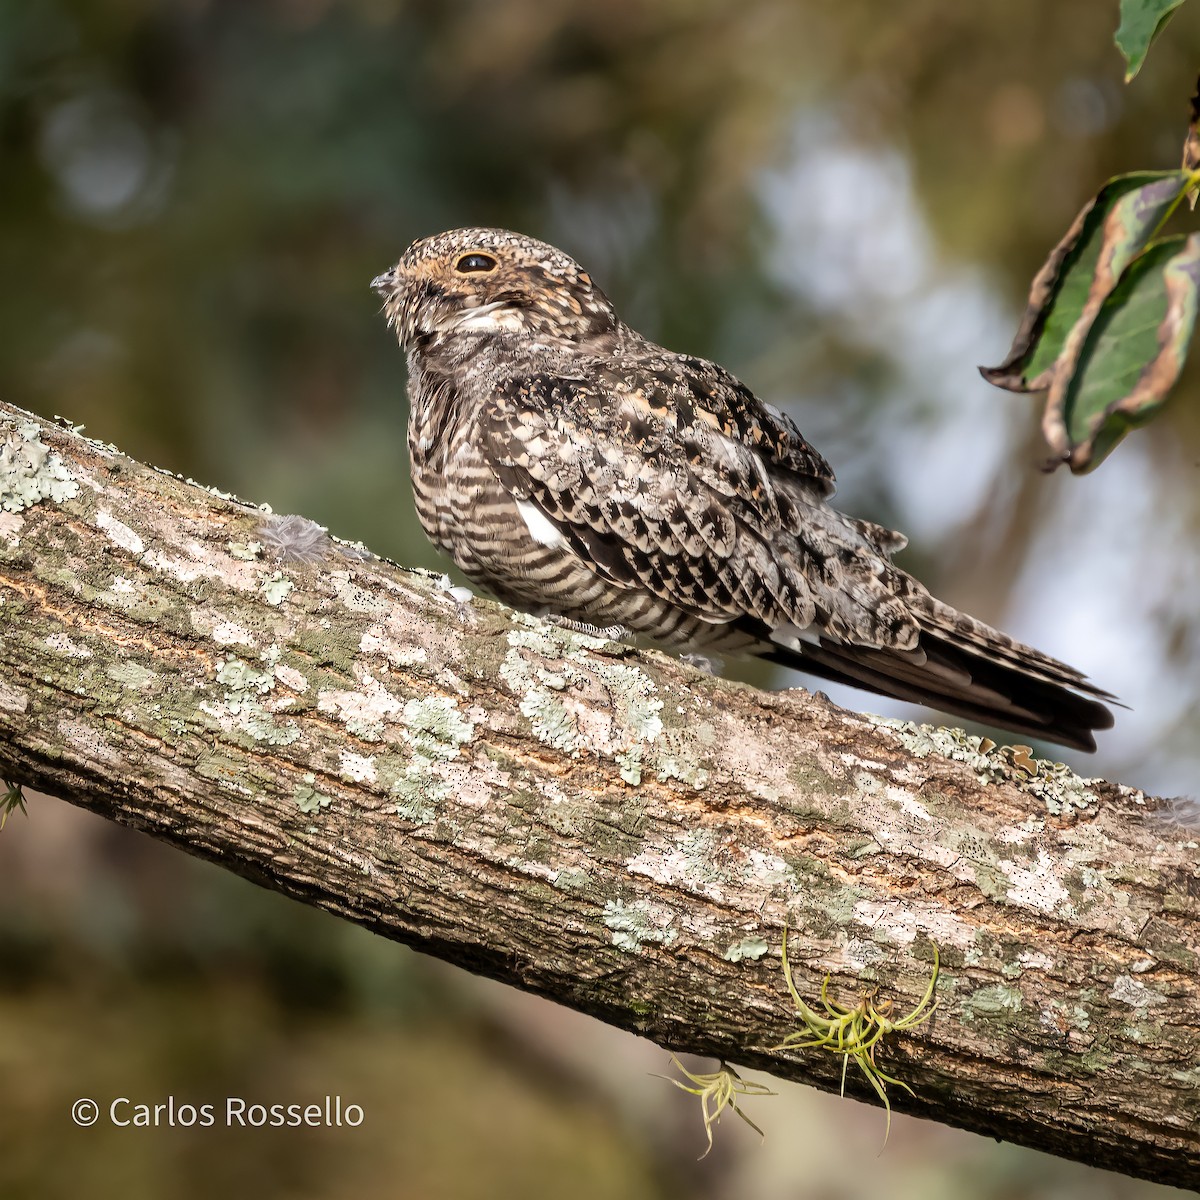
[371,268,397,296]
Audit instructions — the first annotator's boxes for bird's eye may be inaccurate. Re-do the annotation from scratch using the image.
[455,252,498,274]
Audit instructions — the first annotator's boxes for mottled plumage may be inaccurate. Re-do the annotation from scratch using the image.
[372,227,1114,750]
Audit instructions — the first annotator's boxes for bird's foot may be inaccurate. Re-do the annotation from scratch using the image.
[542,613,630,642]
[435,574,475,621]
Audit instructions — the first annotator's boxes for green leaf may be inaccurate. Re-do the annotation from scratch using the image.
[1046,233,1200,471]
[1115,0,1187,81]
[984,171,1190,388]
[980,172,1190,392]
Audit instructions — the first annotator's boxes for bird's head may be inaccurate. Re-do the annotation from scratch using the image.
[372,227,618,355]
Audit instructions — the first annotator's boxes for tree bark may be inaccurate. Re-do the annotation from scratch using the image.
[1,399,1197,1188]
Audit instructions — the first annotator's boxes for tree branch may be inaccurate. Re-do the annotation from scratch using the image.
[1,400,1197,1187]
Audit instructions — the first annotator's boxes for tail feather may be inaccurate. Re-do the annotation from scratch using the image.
[749,611,1116,753]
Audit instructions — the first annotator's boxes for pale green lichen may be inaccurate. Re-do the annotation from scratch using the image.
[874,718,999,780]
[518,690,582,751]
[603,899,677,952]
[213,648,299,745]
[616,745,644,785]
[1023,760,1099,814]
[386,696,474,822]
[500,624,670,783]
[875,717,1100,811]
[553,866,591,891]
[654,749,710,789]
[227,540,263,561]
[345,716,384,742]
[261,573,294,606]
[376,752,444,824]
[1,422,80,512]
[216,656,276,696]
[402,695,475,760]
[106,661,156,690]
[294,784,332,814]
[240,709,301,745]
[961,984,1024,1021]
[724,936,769,963]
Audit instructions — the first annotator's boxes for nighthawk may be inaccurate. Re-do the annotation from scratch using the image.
[372,228,1114,751]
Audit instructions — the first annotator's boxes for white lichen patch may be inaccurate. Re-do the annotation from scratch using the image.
[1019,950,1055,972]
[602,898,678,952]
[45,632,92,658]
[841,938,888,971]
[96,510,145,555]
[339,751,377,783]
[627,828,733,893]
[1041,1000,1093,1034]
[0,421,80,512]
[891,787,932,821]
[332,572,389,617]
[850,898,973,951]
[996,819,1042,844]
[273,664,308,693]
[999,849,1072,914]
[359,625,428,668]
[1109,974,1170,1008]
[58,715,121,766]
[142,547,260,589]
[0,511,23,543]
[210,621,257,647]
[0,679,29,712]
[318,671,405,742]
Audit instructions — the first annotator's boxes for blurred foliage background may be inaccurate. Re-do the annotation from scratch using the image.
[2,1,1199,1196]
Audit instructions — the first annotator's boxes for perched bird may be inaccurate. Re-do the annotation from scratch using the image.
[372,228,1114,751]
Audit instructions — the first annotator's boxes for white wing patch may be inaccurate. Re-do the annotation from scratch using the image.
[769,621,826,650]
[517,500,567,548]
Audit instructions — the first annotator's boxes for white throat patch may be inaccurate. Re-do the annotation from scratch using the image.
[443,302,525,335]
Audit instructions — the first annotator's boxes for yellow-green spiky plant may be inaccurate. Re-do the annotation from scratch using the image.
[773,927,939,1144]
[653,1056,775,1158]
[0,781,25,832]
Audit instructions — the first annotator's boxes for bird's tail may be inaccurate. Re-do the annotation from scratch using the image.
[753,596,1116,752]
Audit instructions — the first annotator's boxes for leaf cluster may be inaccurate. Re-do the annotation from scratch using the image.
[982,170,1200,471]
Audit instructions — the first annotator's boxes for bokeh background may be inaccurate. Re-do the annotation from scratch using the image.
[2,1,1199,1196]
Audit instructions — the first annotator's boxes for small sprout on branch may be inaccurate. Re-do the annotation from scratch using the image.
[653,1055,774,1158]
[772,927,939,1146]
[1,781,28,831]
